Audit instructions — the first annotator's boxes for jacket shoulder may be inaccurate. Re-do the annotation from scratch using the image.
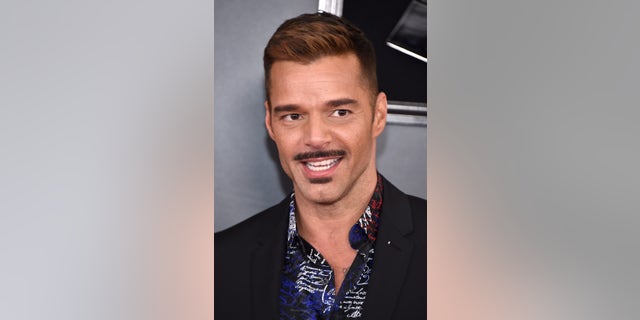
[407,194,427,232]
[215,197,289,246]
[214,198,289,319]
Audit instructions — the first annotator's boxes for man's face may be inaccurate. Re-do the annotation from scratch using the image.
[265,53,387,206]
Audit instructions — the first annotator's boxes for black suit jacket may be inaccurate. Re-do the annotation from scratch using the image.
[215,176,426,319]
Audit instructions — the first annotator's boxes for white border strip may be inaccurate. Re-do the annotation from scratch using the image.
[388,103,427,114]
[387,102,427,126]
[318,0,343,16]
[386,42,428,63]
[387,113,428,126]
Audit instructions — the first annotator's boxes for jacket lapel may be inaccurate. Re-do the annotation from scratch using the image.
[249,200,289,320]
[363,178,415,319]
[246,178,415,319]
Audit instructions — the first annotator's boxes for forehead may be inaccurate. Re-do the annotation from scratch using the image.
[268,54,368,101]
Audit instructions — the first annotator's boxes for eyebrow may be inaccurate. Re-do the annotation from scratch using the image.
[327,98,357,108]
[272,104,299,113]
[272,98,358,113]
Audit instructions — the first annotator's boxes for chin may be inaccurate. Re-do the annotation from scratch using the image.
[296,181,342,204]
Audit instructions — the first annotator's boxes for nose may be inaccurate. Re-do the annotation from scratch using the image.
[303,116,331,149]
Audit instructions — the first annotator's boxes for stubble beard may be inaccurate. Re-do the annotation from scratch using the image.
[308,177,332,184]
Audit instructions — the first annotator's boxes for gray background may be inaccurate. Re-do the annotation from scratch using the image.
[1,0,213,319]
[214,0,428,232]
[2,0,640,319]
[428,0,640,319]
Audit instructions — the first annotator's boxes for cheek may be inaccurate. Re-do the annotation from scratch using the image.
[275,145,293,174]
[340,124,373,147]
[273,134,297,159]
[353,137,377,162]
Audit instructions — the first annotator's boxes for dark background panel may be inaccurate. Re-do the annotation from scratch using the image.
[343,0,427,103]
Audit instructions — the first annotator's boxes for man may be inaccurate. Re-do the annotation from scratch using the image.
[215,12,426,319]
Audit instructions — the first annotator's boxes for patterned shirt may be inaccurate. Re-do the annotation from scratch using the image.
[279,175,383,319]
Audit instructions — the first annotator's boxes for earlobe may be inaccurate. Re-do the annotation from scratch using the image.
[264,100,275,140]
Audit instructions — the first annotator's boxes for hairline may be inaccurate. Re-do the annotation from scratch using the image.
[265,52,378,111]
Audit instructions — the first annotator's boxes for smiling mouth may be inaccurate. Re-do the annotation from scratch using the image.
[304,158,340,172]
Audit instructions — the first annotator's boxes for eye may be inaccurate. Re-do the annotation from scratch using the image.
[331,109,350,117]
[282,114,302,121]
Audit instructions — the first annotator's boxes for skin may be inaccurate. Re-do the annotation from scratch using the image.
[265,53,387,292]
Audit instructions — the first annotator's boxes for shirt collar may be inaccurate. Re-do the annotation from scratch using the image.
[286,173,384,249]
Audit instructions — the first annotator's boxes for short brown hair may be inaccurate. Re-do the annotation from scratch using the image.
[263,12,378,102]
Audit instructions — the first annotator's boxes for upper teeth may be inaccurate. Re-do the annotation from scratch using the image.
[306,158,339,171]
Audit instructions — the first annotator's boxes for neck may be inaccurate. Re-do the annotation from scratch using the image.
[295,170,378,242]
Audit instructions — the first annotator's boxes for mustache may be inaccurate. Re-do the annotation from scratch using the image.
[293,150,346,161]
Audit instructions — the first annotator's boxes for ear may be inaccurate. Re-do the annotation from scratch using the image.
[264,100,276,140]
[372,92,387,138]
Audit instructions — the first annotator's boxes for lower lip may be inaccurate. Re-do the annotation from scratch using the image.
[301,158,341,178]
